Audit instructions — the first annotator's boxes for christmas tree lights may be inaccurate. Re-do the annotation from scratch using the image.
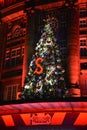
[21,16,67,100]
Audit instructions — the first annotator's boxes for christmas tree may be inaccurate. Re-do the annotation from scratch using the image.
[21,17,67,100]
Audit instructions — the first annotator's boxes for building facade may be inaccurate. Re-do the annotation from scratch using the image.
[0,0,87,101]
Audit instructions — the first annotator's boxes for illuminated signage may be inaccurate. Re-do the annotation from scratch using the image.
[34,57,44,75]
[31,113,51,125]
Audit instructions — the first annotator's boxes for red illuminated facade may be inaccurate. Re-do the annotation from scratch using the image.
[0,0,87,101]
[0,1,87,129]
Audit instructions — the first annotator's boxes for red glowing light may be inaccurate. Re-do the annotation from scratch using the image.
[1,115,15,127]
[74,113,87,126]
[51,112,66,125]
[20,114,31,126]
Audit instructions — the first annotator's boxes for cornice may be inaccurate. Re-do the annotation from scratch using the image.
[1,1,24,15]
[2,10,25,22]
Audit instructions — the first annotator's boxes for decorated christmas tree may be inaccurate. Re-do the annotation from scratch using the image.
[21,17,67,100]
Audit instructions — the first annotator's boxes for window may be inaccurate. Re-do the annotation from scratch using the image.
[80,37,87,57]
[81,62,87,70]
[80,30,87,35]
[11,48,21,58]
[5,50,10,60]
[80,19,87,27]
[80,8,87,17]
[4,46,24,68]
[17,48,21,56]
[80,11,87,17]
[4,84,20,101]
[80,39,86,46]
[80,48,87,57]
[11,48,21,67]
[4,50,10,68]
[11,49,16,57]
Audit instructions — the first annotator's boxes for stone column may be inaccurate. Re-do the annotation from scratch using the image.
[66,4,80,96]
[22,9,37,87]
[22,11,30,87]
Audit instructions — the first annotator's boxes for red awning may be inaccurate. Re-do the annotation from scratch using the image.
[0,101,87,127]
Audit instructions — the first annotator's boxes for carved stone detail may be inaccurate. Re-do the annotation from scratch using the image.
[7,16,27,41]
